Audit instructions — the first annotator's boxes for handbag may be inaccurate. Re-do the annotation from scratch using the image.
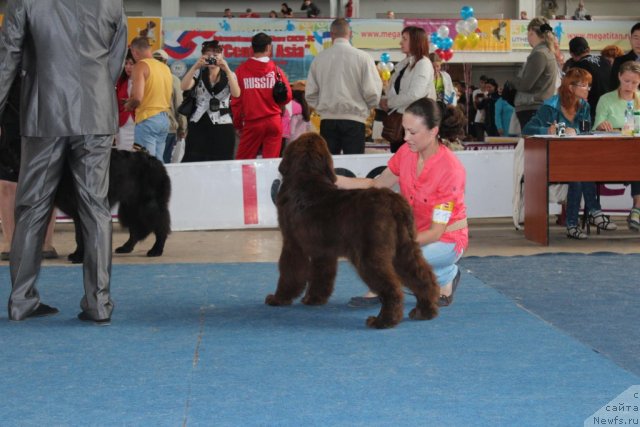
[381,111,404,145]
[177,72,201,117]
[272,69,288,104]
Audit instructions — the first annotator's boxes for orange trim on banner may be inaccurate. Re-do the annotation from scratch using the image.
[242,164,258,224]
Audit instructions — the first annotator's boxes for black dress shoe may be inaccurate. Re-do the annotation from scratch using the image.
[77,311,111,325]
[25,303,59,319]
[438,269,461,307]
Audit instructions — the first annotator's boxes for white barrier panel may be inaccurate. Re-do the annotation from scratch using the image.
[165,150,518,231]
[166,150,636,231]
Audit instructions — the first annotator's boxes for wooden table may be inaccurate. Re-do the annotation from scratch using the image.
[524,136,640,245]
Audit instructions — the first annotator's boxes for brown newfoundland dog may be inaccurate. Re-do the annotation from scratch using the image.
[265,133,439,329]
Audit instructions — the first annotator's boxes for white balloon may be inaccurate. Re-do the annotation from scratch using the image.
[386,62,394,72]
[455,20,467,35]
[437,24,449,39]
[465,17,478,33]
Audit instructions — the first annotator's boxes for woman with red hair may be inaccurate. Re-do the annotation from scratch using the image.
[523,68,618,239]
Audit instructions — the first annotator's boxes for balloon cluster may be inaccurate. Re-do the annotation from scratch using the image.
[430,25,454,62]
[377,52,394,81]
[453,6,480,50]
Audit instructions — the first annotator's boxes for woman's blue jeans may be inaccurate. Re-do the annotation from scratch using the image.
[566,182,601,227]
[421,241,462,287]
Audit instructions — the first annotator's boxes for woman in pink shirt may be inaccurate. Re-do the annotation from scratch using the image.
[337,98,468,307]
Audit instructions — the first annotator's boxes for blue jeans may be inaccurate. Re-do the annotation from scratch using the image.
[163,133,177,164]
[421,241,462,286]
[134,112,169,162]
[566,182,601,227]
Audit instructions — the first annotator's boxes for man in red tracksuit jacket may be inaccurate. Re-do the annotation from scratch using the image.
[232,32,292,159]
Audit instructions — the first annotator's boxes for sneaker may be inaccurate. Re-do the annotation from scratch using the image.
[628,208,640,232]
[567,226,588,240]
[588,211,617,231]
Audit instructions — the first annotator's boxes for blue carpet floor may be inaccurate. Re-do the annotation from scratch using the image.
[460,252,640,377]
[0,261,637,426]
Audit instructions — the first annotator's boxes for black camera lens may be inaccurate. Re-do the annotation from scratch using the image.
[209,98,220,112]
[205,56,217,65]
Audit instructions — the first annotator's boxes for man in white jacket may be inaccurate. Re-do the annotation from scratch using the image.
[305,18,382,154]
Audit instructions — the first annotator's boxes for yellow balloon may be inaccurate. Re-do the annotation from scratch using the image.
[454,34,467,50]
[468,32,480,48]
[381,70,391,81]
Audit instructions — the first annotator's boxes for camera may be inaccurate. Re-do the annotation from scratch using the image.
[205,56,217,65]
[209,97,221,112]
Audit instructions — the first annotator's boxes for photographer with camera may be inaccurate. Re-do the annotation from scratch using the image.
[180,40,241,161]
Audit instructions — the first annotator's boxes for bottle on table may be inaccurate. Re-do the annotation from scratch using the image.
[622,101,635,136]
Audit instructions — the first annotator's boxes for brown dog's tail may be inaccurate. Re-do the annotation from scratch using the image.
[393,199,440,316]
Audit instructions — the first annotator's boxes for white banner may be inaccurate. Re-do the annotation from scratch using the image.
[165,151,517,231]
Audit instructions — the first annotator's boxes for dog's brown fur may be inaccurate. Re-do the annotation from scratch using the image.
[265,133,439,329]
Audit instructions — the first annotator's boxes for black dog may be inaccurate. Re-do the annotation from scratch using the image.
[55,149,171,263]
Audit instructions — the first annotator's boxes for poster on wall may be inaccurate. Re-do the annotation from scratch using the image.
[127,17,163,51]
[349,19,403,49]
[161,18,404,81]
[511,19,630,51]
[162,17,334,81]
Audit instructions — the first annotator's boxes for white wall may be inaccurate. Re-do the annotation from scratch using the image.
[1,0,638,19]
[180,0,331,17]
[124,0,162,16]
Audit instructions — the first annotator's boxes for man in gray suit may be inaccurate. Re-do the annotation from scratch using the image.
[0,0,128,324]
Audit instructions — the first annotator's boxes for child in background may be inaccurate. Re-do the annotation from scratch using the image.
[282,80,312,150]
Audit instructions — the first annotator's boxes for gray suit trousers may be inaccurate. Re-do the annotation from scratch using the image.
[8,135,113,321]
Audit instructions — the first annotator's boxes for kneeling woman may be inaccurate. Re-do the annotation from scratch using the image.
[523,68,617,239]
[337,98,468,307]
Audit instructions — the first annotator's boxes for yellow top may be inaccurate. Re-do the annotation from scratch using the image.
[135,58,172,123]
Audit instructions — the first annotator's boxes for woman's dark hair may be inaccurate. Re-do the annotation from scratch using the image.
[438,102,467,141]
[404,98,466,141]
[117,49,134,86]
[402,26,429,70]
[281,3,293,14]
[501,81,517,107]
[292,90,310,121]
[201,40,221,54]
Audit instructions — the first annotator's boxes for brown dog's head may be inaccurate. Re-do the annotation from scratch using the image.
[279,132,337,184]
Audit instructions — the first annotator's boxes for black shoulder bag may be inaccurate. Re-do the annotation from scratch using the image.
[177,72,201,117]
[272,69,289,104]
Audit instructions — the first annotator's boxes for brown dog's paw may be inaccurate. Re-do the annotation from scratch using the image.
[265,294,292,306]
[301,294,328,306]
[366,315,399,329]
[409,306,438,321]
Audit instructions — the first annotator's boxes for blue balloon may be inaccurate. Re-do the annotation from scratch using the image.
[430,32,441,46]
[441,37,454,50]
[461,5,474,20]
[380,52,390,63]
